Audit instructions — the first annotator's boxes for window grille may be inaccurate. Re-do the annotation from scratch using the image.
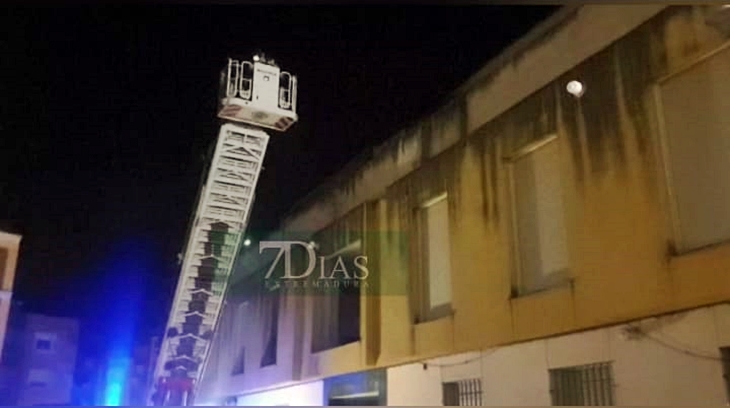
[442,378,482,406]
[549,362,614,406]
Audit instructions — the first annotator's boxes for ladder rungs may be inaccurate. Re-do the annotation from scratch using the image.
[152,123,270,402]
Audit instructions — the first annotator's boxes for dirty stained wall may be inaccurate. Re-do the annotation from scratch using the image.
[199,5,730,402]
[379,4,730,364]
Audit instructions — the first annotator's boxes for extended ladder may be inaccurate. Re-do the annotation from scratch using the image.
[148,53,297,406]
[149,123,269,406]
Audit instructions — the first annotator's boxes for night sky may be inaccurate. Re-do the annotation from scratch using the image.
[0,5,558,348]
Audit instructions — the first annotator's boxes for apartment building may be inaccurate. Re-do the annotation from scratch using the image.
[0,230,22,403]
[197,5,730,406]
[0,230,22,358]
[15,313,80,406]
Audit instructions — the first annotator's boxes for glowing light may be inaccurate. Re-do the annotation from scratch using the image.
[94,238,151,406]
[566,80,585,97]
[244,238,251,246]
[104,358,129,406]
[253,55,260,62]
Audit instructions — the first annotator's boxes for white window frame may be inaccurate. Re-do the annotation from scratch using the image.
[653,41,730,255]
[415,192,453,322]
[507,134,571,296]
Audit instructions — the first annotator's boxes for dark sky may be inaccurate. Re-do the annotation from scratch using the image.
[0,5,558,345]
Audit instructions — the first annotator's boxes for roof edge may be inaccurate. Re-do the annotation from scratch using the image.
[276,5,572,228]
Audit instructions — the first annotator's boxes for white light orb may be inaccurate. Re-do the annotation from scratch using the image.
[566,80,585,97]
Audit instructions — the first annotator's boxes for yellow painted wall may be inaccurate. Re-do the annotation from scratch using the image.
[213,7,730,398]
[0,231,21,292]
[313,6,730,378]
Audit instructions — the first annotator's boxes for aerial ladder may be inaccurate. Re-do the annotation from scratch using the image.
[147,53,298,406]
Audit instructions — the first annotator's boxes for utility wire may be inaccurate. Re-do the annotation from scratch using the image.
[629,325,722,361]
[421,347,499,368]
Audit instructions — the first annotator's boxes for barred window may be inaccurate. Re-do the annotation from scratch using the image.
[549,362,614,406]
[442,378,482,406]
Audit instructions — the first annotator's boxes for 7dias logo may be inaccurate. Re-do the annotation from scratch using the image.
[260,241,369,285]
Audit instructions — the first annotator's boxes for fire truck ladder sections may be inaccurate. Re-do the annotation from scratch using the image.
[151,123,269,403]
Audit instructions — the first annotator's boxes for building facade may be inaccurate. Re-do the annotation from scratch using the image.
[0,230,22,404]
[0,230,22,359]
[15,313,80,406]
[197,4,730,406]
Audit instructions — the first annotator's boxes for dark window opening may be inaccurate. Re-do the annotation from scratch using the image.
[35,339,52,351]
[28,381,47,388]
[328,396,379,406]
[311,249,362,353]
[721,347,730,404]
[337,281,360,346]
[260,296,279,367]
[231,349,245,375]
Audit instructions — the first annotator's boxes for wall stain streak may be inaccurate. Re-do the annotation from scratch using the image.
[464,86,558,226]
[421,118,434,164]
[468,7,578,94]
[387,145,463,234]
[306,4,730,310]
[558,78,585,190]
[499,85,558,156]
[488,136,500,224]
[576,49,624,178]
[458,96,469,143]
[470,128,491,226]
[614,15,667,167]
[679,8,701,58]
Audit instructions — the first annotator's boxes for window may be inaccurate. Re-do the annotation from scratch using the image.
[442,379,483,406]
[36,339,51,350]
[311,242,362,353]
[27,368,53,388]
[34,332,56,353]
[325,369,386,406]
[549,362,615,406]
[231,301,248,375]
[260,295,279,367]
[232,348,245,375]
[416,193,453,322]
[657,45,730,252]
[721,347,730,404]
[509,136,570,295]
